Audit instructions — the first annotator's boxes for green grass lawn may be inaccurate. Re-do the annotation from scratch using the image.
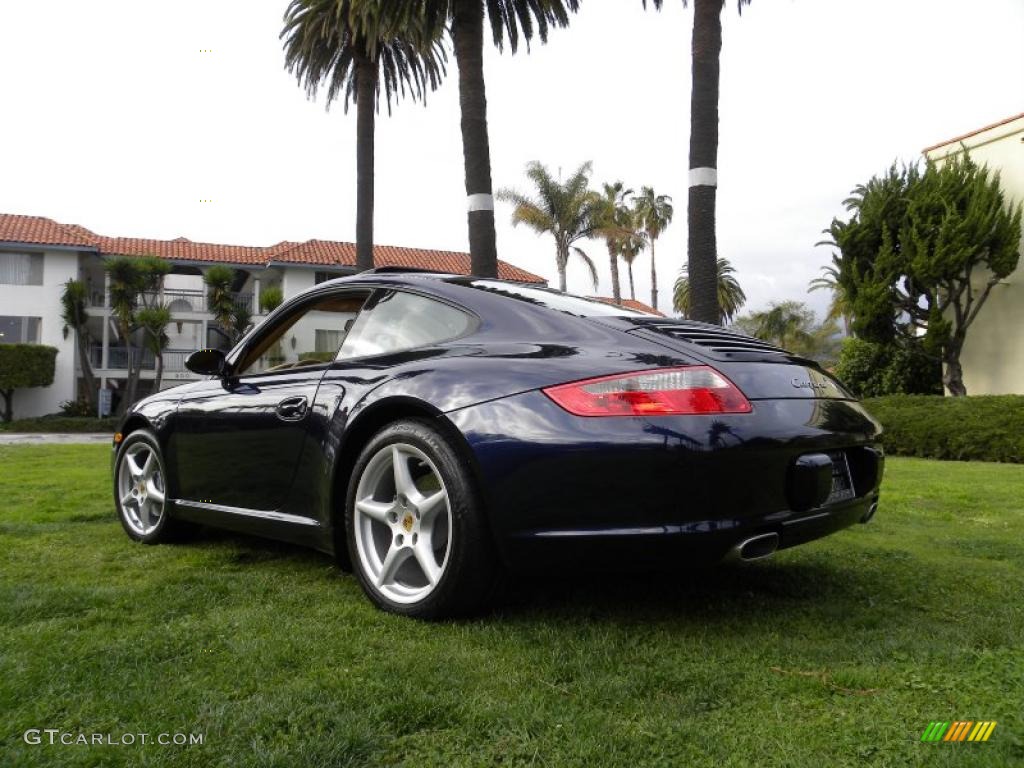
[2,445,1022,767]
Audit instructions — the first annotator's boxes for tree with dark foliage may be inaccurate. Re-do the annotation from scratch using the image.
[825,155,1021,396]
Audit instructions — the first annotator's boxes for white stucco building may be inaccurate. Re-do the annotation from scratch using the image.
[923,111,1024,395]
[0,214,543,419]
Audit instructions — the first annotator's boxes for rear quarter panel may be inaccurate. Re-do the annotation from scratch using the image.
[448,389,882,564]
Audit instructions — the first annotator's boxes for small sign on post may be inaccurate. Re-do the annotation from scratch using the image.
[98,388,112,418]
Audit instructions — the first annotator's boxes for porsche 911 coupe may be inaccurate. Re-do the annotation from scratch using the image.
[113,271,883,618]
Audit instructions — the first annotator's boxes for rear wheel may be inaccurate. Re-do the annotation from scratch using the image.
[346,419,497,619]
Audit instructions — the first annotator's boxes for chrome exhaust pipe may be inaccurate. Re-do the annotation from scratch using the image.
[726,532,780,563]
[860,502,878,524]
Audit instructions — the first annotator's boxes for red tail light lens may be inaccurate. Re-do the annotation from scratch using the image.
[542,366,752,416]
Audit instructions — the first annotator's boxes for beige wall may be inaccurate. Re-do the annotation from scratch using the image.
[925,114,1024,395]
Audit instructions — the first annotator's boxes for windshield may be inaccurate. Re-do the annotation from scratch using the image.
[458,280,654,318]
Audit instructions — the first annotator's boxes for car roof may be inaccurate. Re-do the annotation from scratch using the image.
[316,269,541,292]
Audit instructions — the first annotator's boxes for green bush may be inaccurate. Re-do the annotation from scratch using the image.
[835,338,941,397]
[60,399,96,417]
[297,351,334,363]
[0,343,59,422]
[0,416,118,433]
[260,284,284,313]
[863,395,1024,463]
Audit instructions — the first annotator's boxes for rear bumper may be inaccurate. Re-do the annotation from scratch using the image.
[447,390,884,570]
[501,492,877,569]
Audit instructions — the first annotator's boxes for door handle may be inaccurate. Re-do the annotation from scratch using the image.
[276,395,308,421]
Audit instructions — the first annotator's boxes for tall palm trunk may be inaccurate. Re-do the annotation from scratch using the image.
[556,247,568,293]
[74,332,98,409]
[153,353,164,393]
[627,262,636,301]
[687,0,723,324]
[354,48,376,272]
[608,246,622,305]
[452,0,498,278]
[118,321,138,416]
[649,238,658,311]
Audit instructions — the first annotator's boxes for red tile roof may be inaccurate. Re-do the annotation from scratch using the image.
[0,214,97,248]
[589,296,665,316]
[93,235,267,265]
[0,213,546,283]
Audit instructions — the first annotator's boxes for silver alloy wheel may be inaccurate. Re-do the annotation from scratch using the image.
[353,442,452,604]
[117,441,167,536]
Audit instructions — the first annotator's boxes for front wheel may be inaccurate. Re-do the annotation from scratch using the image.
[346,419,498,619]
[113,429,185,544]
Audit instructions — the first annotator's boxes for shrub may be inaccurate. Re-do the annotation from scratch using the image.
[863,395,1024,463]
[0,416,119,433]
[835,338,941,397]
[260,284,284,314]
[0,344,58,422]
[60,399,96,417]
[298,351,333,363]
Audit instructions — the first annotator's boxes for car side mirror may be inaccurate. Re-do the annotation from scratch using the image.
[185,348,228,377]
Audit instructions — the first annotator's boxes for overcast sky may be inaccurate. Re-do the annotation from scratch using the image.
[1,0,1021,318]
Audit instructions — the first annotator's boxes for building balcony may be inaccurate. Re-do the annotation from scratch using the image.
[89,346,199,373]
[87,289,255,315]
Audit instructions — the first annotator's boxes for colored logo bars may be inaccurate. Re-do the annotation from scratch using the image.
[921,721,997,742]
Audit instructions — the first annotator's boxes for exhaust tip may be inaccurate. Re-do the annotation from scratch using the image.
[726,532,780,563]
[860,502,878,524]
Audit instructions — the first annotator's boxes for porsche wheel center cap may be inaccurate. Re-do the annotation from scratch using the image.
[401,513,415,532]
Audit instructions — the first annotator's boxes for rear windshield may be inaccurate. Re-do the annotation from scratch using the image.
[458,280,653,318]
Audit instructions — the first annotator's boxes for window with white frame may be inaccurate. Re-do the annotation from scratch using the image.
[0,252,44,285]
[314,328,344,354]
[314,270,345,285]
[0,316,42,343]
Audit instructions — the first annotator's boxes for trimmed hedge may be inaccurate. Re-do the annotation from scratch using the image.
[0,343,58,422]
[0,416,118,433]
[863,395,1024,463]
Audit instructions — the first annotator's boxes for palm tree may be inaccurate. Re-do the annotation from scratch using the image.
[105,256,169,413]
[632,187,674,311]
[204,266,251,348]
[673,256,745,323]
[808,262,852,335]
[137,305,171,392]
[496,161,598,292]
[591,182,635,305]
[643,0,752,324]
[734,300,840,364]
[747,301,813,349]
[282,0,447,271]
[407,0,580,277]
[60,279,98,411]
[618,222,648,302]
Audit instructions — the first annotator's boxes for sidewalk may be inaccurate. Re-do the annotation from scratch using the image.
[0,433,112,445]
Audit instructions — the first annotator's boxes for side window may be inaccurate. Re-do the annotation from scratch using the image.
[235,292,369,376]
[337,290,472,360]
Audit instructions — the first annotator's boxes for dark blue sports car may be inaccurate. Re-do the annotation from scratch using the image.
[113,271,883,618]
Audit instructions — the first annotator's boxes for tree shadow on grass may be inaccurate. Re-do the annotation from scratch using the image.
[494,556,906,632]
[176,526,922,635]
[187,527,336,567]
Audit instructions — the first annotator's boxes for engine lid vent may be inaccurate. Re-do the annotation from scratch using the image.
[641,321,789,356]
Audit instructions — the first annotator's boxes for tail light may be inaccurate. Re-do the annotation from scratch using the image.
[542,366,752,417]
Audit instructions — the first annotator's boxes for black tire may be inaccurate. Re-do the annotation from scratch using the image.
[113,429,189,544]
[345,419,499,619]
